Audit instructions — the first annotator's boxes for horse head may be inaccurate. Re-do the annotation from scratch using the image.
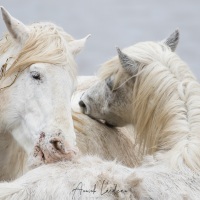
[0,7,90,167]
[79,30,179,127]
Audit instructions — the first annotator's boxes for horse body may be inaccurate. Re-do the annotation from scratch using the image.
[0,7,89,180]
[0,155,200,200]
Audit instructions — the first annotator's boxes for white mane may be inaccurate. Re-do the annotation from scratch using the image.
[100,41,200,170]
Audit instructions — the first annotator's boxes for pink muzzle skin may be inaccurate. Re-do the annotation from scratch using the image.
[28,132,79,169]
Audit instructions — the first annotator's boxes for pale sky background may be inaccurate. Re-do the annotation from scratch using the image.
[0,0,200,79]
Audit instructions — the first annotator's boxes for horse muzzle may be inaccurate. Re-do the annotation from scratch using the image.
[28,131,79,169]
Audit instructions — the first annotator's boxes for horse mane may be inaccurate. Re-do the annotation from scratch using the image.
[0,22,77,84]
[99,41,200,170]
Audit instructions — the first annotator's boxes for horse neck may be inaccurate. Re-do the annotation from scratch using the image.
[0,45,28,180]
[0,44,21,88]
[133,60,200,170]
[0,89,28,180]
[0,43,24,134]
[0,130,27,181]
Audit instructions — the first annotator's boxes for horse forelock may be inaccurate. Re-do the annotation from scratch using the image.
[99,41,200,170]
[0,22,77,86]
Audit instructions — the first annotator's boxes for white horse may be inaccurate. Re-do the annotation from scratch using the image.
[1,30,200,199]
[80,29,200,171]
[0,7,138,182]
[0,7,90,181]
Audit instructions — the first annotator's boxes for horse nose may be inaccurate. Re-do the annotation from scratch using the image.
[48,136,79,162]
[34,132,78,164]
[79,100,86,108]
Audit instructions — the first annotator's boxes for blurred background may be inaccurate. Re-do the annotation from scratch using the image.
[0,0,200,78]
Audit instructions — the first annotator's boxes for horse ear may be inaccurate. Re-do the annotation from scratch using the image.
[69,34,91,56]
[163,29,179,52]
[1,7,29,44]
[116,47,139,76]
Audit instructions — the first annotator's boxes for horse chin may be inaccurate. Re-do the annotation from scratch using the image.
[86,114,116,128]
[104,119,126,127]
[97,118,116,128]
[104,121,115,128]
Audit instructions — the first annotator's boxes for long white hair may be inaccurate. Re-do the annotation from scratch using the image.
[99,41,200,170]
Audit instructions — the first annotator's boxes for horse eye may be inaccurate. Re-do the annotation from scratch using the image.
[31,71,41,80]
[106,77,113,90]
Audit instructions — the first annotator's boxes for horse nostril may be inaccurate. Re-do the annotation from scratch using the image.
[49,138,65,153]
[51,141,61,150]
[79,100,86,108]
